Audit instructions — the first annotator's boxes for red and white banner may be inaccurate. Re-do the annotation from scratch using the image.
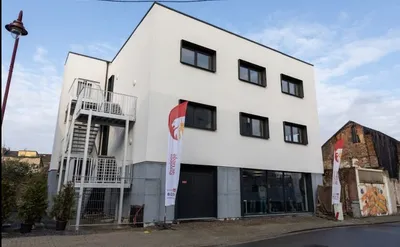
[332,139,344,205]
[165,102,188,206]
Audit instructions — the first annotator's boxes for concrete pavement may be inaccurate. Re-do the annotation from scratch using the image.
[2,215,400,247]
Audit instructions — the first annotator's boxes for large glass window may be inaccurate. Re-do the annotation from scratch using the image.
[284,173,308,212]
[241,169,311,215]
[241,169,268,215]
[267,171,284,213]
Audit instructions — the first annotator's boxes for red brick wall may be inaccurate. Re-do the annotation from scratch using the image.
[322,122,383,170]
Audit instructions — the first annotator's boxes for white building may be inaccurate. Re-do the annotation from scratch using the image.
[48,2,323,227]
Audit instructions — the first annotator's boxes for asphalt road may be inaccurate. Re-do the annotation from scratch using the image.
[232,223,400,247]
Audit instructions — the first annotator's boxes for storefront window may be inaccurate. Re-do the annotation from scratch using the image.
[241,169,268,215]
[284,173,308,212]
[267,171,284,213]
[241,169,312,215]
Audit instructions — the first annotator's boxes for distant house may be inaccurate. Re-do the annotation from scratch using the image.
[2,148,50,173]
[321,120,400,217]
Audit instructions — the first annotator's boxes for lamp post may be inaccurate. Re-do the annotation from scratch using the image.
[1,11,28,127]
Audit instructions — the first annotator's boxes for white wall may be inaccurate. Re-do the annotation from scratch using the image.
[106,9,156,164]
[49,54,108,170]
[142,5,323,174]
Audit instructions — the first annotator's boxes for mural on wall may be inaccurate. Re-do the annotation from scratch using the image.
[359,184,389,217]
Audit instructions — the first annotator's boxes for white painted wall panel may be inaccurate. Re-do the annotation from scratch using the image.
[144,5,323,173]
[106,10,156,163]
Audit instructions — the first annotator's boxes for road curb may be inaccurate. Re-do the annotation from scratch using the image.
[285,220,400,235]
[205,219,400,247]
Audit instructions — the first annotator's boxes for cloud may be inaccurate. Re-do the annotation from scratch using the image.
[69,42,118,60]
[2,40,119,153]
[1,47,62,153]
[246,13,400,142]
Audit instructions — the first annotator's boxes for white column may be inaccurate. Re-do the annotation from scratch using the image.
[58,101,72,192]
[118,119,129,224]
[75,111,92,231]
[63,116,76,186]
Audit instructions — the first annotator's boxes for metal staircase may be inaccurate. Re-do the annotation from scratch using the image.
[68,122,100,154]
[56,78,138,229]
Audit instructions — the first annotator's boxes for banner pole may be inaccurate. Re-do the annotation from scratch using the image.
[163,205,167,228]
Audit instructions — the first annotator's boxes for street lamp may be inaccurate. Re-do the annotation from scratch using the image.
[1,11,28,127]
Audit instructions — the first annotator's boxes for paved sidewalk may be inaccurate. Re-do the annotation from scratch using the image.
[2,215,400,247]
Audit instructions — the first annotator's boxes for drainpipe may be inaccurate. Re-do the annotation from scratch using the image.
[118,118,129,224]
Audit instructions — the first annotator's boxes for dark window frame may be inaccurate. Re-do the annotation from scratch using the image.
[238,59,267,87]
[179,99,217,131]
[240,168,314,216]
[281,74,304,98]
[239,112,269,139]
[180,40,216,72]
[283,121,308,145]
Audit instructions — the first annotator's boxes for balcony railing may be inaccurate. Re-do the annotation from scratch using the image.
[76,86,137,119]
[71,157,133,185]
[69,78,102,99]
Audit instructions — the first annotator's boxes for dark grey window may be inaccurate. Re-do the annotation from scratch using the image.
[240,113,269,139]
[180,40,216,72]
[238,60,266,87]
[241,169,313,215]
[283,122,308,145]
[281,74,304,98]
[180,100,216,131]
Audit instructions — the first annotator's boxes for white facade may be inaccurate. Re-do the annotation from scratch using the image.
[49,3,324,226]
[50,3,322,174]
[109,4,322,174]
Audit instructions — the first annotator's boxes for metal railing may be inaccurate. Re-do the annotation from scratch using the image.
[68,78,101,98]
[71,157,133,184]
[76,86,137,118]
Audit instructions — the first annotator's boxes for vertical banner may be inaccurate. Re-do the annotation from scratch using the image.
[165,101,188,206]
[332,139,344,205]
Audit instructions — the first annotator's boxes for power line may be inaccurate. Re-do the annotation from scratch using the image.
[95,0,224,3]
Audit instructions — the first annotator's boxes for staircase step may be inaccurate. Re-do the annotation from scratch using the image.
[72,137,97,141]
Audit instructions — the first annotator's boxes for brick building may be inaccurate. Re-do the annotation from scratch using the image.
[322,120,400,179]
[320,120,400,216]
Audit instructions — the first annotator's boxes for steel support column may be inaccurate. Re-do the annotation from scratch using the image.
[75,110,92,231]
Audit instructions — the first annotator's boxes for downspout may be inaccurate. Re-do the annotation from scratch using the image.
[99,61,110,155]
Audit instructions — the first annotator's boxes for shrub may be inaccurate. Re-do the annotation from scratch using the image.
[17,173,48,224]
[1,179,16,224]
[50,182,75,221]
[1,160,32,182]
[1,160,31,223]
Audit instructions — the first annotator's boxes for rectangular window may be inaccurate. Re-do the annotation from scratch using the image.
[239,112,269,139]
[238,60,266,87]
[241,169,312,215]
[281,74,304,98]
[180,40,216,72]
[180,100,217,131]
[283,122,308,145]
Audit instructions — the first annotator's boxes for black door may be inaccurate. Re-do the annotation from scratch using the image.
[176,164,217,219]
